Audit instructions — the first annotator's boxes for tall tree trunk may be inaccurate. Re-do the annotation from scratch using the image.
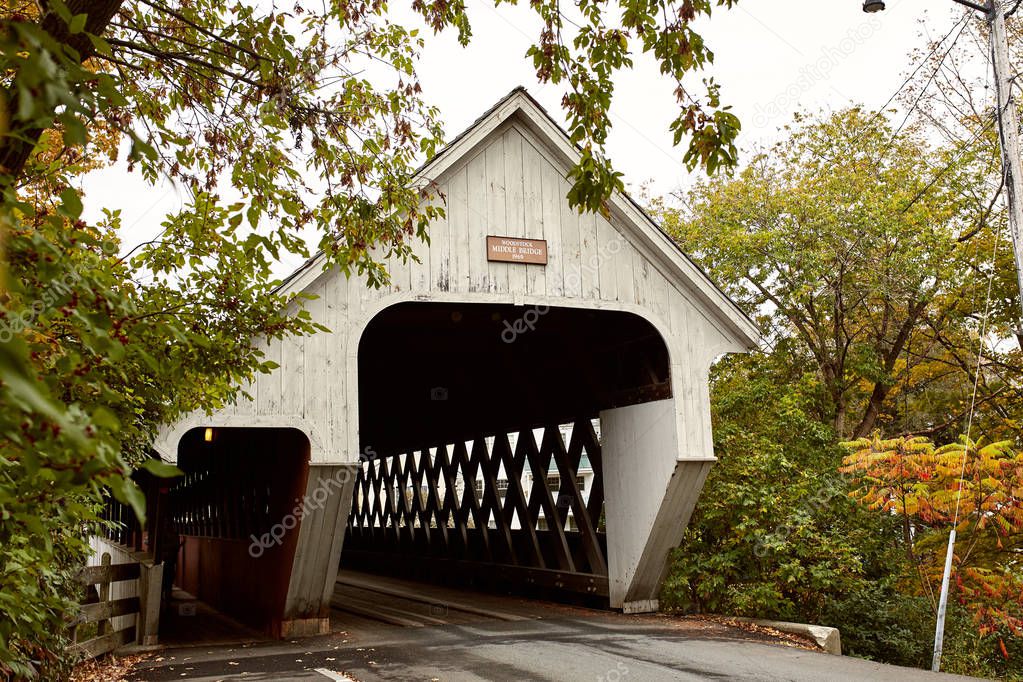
[832,396,846,438]
[0,0,125,185]
[851,301,926,440]
[824,364,847,438]
[852,383,889,439]
[902,513,916,563]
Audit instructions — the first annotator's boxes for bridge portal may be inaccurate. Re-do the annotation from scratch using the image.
[153,87,760,637]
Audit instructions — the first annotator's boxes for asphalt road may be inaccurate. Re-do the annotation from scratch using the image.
[126,613,980,682]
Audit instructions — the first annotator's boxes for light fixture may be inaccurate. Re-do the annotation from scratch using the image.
[204,427,214,443]
[863,0,886,11]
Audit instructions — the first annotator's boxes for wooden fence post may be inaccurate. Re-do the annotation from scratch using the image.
[96,553,111,637]
[71,546,145,659]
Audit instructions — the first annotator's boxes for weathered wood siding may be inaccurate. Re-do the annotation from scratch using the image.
[157,109,750,467]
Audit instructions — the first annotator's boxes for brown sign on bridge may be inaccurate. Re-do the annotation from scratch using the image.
[486,236,548,264]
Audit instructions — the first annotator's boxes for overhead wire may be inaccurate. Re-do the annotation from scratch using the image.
[887,17,974,147]
[930,31,1006,670]
[871,11,974,125]
[951,7,1012,528]
[899,116,995,215]
[953,211,1002,528]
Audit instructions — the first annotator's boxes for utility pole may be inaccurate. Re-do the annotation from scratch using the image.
[989,0,1023,349]
[935,3,1023,670]
[864,0,1023,672]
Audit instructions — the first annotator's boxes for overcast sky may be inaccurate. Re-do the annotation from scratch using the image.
[81,0,971,268]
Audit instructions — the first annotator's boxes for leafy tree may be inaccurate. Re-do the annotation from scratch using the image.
[0,0,744,676]
[665,106,1023,677]
[662,347,956,667]
[842,434,1023,641]
[661,108,1021,443]
[665,325,1022,676]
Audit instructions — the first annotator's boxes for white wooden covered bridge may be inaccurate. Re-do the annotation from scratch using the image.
[146,87,760,638]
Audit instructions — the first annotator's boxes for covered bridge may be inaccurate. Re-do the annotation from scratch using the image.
[151,87,760,638]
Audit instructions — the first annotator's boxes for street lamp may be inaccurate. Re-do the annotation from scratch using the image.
[863,0,991,10]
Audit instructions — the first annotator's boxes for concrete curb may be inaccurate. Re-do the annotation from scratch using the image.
[731,618,842,655]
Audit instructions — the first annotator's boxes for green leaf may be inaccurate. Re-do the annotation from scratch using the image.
[58,187,83,219]
[110,476,147,522]
[91,406,120,431]
[140,459,184,479]
[68,13,87,34]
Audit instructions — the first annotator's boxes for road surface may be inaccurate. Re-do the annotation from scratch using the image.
[127,612,979,681]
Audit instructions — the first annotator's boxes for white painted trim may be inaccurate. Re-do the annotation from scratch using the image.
[152,414,328,463]
[601,398,678,608]
[496,94,761,348]
[412,100,521,189]
[282,260,332,301]
[157,89,755,468]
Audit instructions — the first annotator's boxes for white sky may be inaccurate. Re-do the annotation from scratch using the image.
[81,0,972,268]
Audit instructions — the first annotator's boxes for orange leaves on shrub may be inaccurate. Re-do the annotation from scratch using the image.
[841,433,1023,636]
[841,434,1023,532]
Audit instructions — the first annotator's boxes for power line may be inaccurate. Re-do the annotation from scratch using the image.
[953,211,1002,527]
[872,12,973,123]
[887,17,973,146]
[899,116,995,215]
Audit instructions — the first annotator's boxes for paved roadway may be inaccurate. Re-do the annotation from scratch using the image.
[127,612,979,682]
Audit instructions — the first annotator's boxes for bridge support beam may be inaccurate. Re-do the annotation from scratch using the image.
[281,463,358,637]
[601,398,713,612]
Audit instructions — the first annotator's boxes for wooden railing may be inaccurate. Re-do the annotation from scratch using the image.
[70,549,163,660]
[344,418,609,599]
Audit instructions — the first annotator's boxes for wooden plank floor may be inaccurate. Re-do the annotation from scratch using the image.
[330,569,602,630]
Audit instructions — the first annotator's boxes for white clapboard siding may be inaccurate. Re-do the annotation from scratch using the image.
[503,128,527,296]
[449,165,471,293]
[409,200,433,294]
[304,278,332,447]
[522,134,545,297]
[466,151,489,292]
[431,192,451,292]
[559,183,582,298]
[579,209,600,299]
[540,160,564,297]
[154,91,758,466]
[484,136,508,294]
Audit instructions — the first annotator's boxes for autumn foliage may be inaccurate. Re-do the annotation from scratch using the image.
[666,104,1022,677]
[842,434,1023,639]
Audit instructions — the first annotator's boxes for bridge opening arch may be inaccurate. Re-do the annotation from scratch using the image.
[342,300,673,606]
[168,426,311,636]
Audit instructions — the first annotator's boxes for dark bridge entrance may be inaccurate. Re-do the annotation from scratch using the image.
[342,302,671,605]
